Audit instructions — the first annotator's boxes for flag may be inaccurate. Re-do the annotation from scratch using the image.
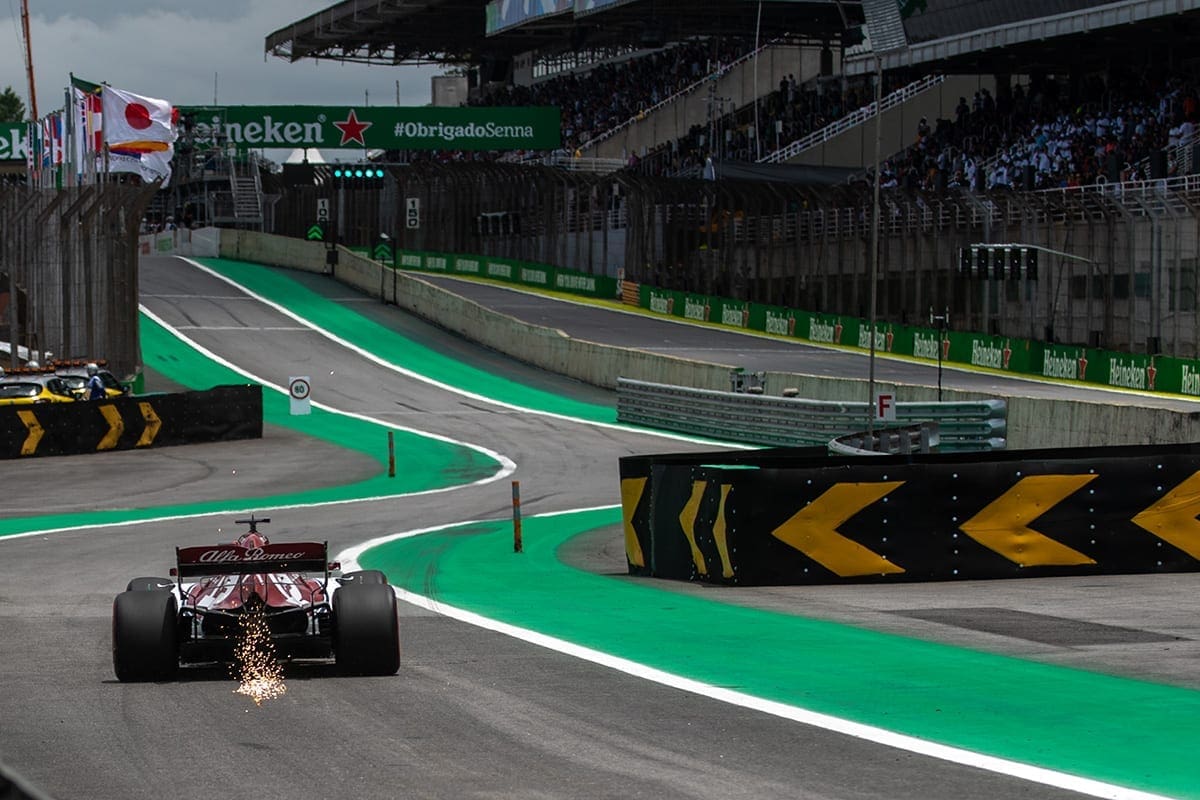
[107,148,172,186]
[71,75,103,181]
[102,85,176,152]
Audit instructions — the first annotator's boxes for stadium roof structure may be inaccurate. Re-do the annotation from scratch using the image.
[846,0,1200,76]
[265,0,865,67]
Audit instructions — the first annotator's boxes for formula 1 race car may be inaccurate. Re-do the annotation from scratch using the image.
[112,516,400,681]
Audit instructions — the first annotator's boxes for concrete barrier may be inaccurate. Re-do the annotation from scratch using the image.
[189,229,1199,450]
[139,227,220,258]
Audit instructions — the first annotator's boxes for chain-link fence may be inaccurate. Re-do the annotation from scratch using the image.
[0,184,156,377]
[268,165,1200,358]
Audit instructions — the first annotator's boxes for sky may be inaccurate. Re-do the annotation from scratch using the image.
[0,0,445,117]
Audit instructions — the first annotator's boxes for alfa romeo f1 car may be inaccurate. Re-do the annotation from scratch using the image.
[112,516,400,681]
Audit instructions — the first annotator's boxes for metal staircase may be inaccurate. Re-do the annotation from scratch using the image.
[228,159,264,227]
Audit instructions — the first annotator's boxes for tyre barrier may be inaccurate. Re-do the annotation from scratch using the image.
[620,441,1200,585]
[0,384,262,459]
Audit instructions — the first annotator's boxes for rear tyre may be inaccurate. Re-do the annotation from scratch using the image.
[112,590,179,682]
[333,584,400,676]
[340,569,386,586]
[125,576,175,592]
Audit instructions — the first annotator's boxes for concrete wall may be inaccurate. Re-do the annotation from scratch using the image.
[794,75,994,170]
[587,45,826,161]
[203,229,1197,451]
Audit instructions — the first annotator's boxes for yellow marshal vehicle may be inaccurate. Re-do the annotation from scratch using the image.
[51,359,127,399]
[0,375,77,405]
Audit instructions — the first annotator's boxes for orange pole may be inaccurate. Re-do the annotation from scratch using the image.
[20,0,37,121]
[512,480,522,553]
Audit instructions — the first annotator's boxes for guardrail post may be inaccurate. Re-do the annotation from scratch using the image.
[512,480,523,553]
[387,431,395,478]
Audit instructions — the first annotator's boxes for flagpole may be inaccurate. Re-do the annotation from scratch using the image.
[64,86,74,188]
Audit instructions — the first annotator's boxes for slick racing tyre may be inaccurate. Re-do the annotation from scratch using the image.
[340,569,387,586]
[125,577,175,592]
[112,589,179,682]
[333,583,400,676]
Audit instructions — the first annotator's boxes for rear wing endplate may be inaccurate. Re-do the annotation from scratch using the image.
[175,541,329,578]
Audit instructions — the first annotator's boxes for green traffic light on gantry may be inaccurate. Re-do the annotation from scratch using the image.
[332,167,385,179]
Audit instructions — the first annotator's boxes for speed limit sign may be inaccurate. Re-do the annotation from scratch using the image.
[289,376,312,415]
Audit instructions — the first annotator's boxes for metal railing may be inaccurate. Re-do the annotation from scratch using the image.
[829,421,940,456]
[759,74,946,164]
[616,378,1007,451]
[579,39,782,154]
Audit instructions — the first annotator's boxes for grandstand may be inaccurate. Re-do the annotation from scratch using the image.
[256,0,1200,359]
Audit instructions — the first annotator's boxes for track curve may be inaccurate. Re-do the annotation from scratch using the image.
[0,255,1194,800]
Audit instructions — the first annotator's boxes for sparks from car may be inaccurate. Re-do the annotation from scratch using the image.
[232,605,287,705]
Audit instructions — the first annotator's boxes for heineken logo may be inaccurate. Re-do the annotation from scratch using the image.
[0,125,27,161]
[684,298,709,322]
[808,319,840,344]
[913,332,939,360]
[520,268,547,285]
[1043,349,1077,380]
[179,105,561,152]
[1182,364,1200,396]
[194,116,322,146]
[333,109,372,146]
[1109,357,1147,390]
[970,339,1004,369]
[764,311,790,336]
[555,274,594,292]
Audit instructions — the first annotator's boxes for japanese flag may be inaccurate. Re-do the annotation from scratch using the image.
[102,86,176,152]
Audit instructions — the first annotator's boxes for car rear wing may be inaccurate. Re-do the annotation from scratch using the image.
[174,541,331,578]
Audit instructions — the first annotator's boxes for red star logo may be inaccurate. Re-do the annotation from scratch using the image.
[333,109,372,146]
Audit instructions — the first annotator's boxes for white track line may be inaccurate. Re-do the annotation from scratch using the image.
[178,256,745,447]
[339,509,1177,800]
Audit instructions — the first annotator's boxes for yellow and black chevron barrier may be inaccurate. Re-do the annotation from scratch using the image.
[0,385,262,459]
[620,443,1200,584]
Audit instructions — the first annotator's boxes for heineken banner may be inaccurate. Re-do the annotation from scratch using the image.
[388,246,1200,399]
[0,124,25,161]
[393,249,618,300]
[178,106,561,151]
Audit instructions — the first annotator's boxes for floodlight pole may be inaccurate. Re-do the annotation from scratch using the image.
[753,1,763,161]
[867,53,882,441]
[930,305,949,401]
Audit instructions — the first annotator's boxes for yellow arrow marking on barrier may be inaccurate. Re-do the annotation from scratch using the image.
[679,481,710,576]
[137,402,162,447]
[620,477,647,568]
[959,474,1097,566]
[97,404,125,450]
[712,483,734,579]
[17,410,43,455]
[1131,471,1200,560]
[772,482,906,577]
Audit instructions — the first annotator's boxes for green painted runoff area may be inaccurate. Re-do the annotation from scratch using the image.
[193,258,617,425]
[7,257,1196,797]
[362,510,1200,798]
[0,311,501,537]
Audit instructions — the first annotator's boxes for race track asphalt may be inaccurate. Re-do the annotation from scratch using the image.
[0,255,1197,800]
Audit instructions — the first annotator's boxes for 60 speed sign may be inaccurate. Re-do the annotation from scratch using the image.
[289,376,312,415]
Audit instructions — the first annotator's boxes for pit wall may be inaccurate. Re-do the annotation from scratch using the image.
[211,230,1200,450]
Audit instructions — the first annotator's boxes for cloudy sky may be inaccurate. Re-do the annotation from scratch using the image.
[0,0,445,116]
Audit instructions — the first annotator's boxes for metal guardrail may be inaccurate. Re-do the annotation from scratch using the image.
[616,378,1007,451]
[828,422,939,456]
[759,74,946,164]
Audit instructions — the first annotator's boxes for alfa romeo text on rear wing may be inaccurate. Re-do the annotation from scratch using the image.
[175,542,330,578]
